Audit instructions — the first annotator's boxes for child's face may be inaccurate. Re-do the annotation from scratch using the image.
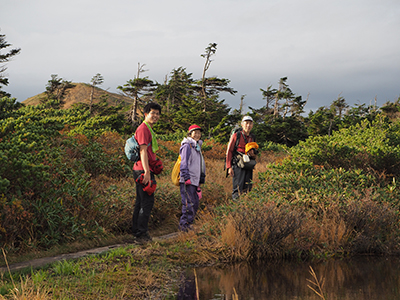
[190,129,201,141]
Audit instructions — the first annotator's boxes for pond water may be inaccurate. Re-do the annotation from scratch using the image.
[176,256,400,300]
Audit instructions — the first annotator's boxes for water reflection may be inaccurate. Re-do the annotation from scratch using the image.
[177,256,400,300]
[176,269,199,300]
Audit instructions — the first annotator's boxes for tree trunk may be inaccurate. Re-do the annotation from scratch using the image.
[273,93,279,118]
[89,85,94,114]
[132,95,138,123]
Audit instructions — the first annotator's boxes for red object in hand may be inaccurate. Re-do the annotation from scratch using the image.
[143,181,156,195]
[136,174,157,195]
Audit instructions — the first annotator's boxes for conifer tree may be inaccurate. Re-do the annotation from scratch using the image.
[117,63,156,125]
[90,73,104,114]
[260,85,277,115]
[306,106,336,137]
[331,95,348,119]
[154,67,195,132]
[43,74,73,108]
[380,98,400,120]
[0,31,21,97]
[251,77,309,145]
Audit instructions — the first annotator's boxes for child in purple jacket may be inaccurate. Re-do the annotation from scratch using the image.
[179,124,206,231]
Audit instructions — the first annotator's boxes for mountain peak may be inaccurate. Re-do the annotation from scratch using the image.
[22,83,133,109]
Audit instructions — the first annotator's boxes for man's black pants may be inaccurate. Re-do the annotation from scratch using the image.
[232,164,253,199]
[132,170,155,237]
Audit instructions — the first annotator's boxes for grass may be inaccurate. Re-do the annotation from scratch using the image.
[2,144,400,298]
[1,234,222,299]
[0,248,50,299]
[0,152,252,299]
[0,152,267,298]
[307,266,327,300]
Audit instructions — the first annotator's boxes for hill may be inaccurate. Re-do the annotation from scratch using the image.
[22,83,133,109]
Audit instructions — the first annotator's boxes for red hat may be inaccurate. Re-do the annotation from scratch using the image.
[188,124,202,133]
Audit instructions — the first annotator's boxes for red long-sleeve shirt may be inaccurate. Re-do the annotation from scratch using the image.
[225,131,255,169]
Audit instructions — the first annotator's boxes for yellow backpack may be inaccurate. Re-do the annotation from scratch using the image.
[171,155,181,186]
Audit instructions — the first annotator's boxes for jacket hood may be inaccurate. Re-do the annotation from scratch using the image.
[181,137,203,148]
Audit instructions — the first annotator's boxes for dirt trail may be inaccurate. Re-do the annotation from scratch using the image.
[0,232,179,273]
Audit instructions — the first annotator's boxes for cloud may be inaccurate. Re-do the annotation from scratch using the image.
[1,0,399,113]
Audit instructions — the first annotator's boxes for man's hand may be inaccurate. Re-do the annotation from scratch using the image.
[248,149,256,158]
[142,171,151,186]
[228,168,234,177]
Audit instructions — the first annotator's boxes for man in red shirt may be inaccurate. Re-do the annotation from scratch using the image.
[132,102,161,244]
[226,116,257,199]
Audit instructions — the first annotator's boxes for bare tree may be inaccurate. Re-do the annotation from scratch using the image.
[200,43,217,100]
[239,94,246,115]
[198,43,236,112]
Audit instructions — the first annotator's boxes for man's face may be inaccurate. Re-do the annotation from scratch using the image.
[241,120,253,134]
[144,108,160,125]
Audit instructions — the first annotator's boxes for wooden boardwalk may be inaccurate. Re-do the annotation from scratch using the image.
[0,232,179,273]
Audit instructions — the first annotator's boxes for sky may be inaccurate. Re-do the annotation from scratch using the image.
[1,0,400,114]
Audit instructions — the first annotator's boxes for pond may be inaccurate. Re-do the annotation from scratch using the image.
[176,256,400,299]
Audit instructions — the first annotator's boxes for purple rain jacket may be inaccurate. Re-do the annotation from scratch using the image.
[179,137,205,187]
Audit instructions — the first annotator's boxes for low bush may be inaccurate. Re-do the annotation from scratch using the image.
[193,117,400,261]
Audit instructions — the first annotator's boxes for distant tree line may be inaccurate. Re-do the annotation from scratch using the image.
[1,31,400,146]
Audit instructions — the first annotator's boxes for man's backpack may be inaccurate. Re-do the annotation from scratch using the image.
[125,135,140,163]
[171,155,181,186]
[231,128,256,153]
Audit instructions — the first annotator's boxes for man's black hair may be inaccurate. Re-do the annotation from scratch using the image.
[144,102,161,114]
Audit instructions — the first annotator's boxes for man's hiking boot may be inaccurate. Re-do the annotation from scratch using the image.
[134,233,152,245]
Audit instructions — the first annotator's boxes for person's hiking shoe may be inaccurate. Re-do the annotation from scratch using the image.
[134,233,152,245]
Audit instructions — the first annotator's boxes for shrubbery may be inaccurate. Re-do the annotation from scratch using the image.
[0,98,136,251]
[2,95,400,259]
[207,116,400,259]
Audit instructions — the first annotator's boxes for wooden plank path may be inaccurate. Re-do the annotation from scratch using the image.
[0,232,179,273]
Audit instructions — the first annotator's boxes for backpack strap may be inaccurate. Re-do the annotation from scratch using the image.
[234,129,256,154]
[234,130,241,154]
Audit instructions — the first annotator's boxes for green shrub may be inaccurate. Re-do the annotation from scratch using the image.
[205,116,400,259]
[0,101,132,251]
[290,117,400,176]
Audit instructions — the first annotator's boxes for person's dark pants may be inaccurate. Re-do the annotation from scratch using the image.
[179,184,199,231]
[132,170,155,237]
[232,164,253,199]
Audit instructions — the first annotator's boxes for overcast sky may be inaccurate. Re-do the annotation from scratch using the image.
[2,0,400,113]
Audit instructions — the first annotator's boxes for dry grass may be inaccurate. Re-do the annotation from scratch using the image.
[0,278,50,300]
[1,249,50,300]
[307,266,327,300]
[294,204,350,253]
[220,216,252,261]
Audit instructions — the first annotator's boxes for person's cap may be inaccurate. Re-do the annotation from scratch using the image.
[242,116,253,122]
[188,124,202,133]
